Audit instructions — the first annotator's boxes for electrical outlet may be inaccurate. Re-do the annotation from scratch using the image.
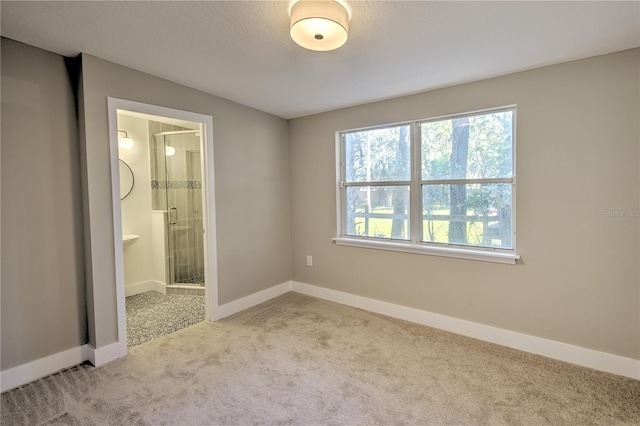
[306,255,313,267]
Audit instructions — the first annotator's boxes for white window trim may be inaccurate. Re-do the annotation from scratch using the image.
[332,237,520,264]
[335,106,519,264]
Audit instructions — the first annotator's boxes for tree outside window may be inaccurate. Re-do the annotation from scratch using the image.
[340,107,514,251]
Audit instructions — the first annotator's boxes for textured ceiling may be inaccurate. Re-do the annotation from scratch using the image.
[1,1,639,119]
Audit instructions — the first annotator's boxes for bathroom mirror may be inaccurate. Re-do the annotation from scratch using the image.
[119,159,134,200]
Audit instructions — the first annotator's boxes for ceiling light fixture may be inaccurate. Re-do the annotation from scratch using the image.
[290,0,349,51]
[165,145,176,157]
[118,130,135,150]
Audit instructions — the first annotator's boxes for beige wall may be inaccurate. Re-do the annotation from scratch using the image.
[289,49,640,359]
[2,35,637,370]
[1,38,291,365]
[80,54,291,348]
[1,38,87,369]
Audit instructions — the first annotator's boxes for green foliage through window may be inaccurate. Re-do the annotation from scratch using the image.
[340,107,515,250]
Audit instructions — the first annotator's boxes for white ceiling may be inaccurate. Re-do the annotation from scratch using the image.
[2,1,638,119]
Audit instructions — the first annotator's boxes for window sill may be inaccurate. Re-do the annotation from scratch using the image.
[332,237,520,264]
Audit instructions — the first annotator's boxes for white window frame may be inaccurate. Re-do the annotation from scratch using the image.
[334,106,520,264]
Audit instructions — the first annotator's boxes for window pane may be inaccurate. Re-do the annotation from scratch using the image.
[345,125,411,183]
[421,110,513,180]
[345,186,410,239]
[422,183,512,248]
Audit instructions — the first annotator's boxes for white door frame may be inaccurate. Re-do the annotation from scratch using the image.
[107,97,218,358]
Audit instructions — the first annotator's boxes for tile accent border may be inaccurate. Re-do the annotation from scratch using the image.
[151,180,202,190]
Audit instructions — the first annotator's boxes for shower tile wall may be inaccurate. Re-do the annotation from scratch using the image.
[168,137,204,284]
[149,121,205,286]
[149,121,182,211]
[185,150,204,282]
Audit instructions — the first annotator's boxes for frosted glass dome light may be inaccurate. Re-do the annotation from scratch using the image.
[165,145,176,156]
[290,0,349,51]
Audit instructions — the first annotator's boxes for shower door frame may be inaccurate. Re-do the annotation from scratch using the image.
[155,129,206,287]
[108,97,219,359]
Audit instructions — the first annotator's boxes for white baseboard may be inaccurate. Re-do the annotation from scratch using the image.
[125,280,165,296]
[4,279,636,393]
[1,340,126,392]
[214,281,292,320]
[86,342,123,367]
[1,280,290,392]
[1,345,91,392]
[291,281,640,380]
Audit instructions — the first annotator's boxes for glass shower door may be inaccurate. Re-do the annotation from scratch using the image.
[159,131,205,287]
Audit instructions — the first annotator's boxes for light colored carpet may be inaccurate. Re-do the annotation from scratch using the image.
[2,292,639,425]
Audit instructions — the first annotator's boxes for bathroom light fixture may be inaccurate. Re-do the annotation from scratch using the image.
[118,130,135,150]
[290,0,349,51]
[165,145,176,157]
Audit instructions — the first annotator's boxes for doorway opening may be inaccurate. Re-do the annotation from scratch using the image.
[108,99,218,356]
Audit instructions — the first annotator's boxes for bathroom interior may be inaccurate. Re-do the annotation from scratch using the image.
[117,111,206,347]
